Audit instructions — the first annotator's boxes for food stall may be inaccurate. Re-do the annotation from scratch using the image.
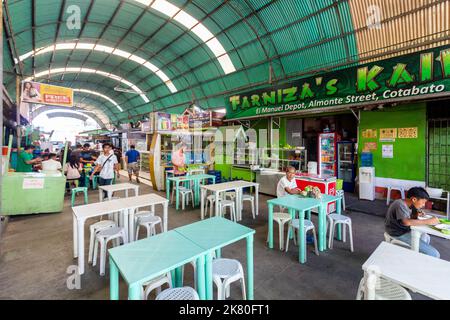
[1,136,67,215]
[147,110,222,191]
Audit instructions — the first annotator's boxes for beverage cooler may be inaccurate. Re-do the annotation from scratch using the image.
[318,132,337,177]
[337,141,356,192]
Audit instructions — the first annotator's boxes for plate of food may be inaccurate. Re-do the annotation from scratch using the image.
[434,224,450,231]
[418,214,433,220]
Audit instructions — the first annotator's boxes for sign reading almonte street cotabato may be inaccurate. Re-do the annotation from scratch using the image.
[226,45,450,120]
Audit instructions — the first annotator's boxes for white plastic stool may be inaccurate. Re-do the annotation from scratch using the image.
[88,220,117,264]
[225,191,236,200]
[266,212,291,251]
[356,270,411,300]
[156,287,199,300]
[242,194,255,219]
[142,273,173,300]
[335,189,346,211]
[386,186,406,205]
[285,219,319,260]
[204,194,215,218]
[383,232,411,249]
[135,215,163,240]
[212,258,246,300]
[328,214,354,252]
[93,226,127,276]
[219,199,236,222]
[179,187,194,210]
[134,209,155,222]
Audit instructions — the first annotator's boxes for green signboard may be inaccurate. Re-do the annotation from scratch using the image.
[226,45,450,120]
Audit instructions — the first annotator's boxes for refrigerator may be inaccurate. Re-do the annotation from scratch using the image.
[337,141,356,192]
[318,132,337,177]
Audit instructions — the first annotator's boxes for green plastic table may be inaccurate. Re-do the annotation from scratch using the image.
[267,194,342,263]
[166,174,216,210]
[109,230,208,300]
[174,217,255,300]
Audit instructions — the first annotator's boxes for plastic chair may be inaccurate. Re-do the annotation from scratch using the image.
[212,258,246,300]
[356,268,411,300]
[93,226,127,276]
[383,232,411,249]
[218,199,236,222]
[156,287,199,300]
[179,187,194,210]
[71,187,88,207]
[225,191,236,200]
[285,219,319,260]
[92,175,99,190]
[328,214,354,252]
[88,220,117,264]
[335,189,346,211]
[242,194,255,219]
[386,186,406,205]
[266,212,291,251]
[142,273,173,300]
[204,194,216,218]
[135,215,163,240]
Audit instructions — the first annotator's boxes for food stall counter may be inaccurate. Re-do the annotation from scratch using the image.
[1,171,66,215]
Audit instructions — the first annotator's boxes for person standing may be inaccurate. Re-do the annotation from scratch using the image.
[171,143,187,176]
[90,143,120,199]
[16,145,42,172]
[125,145,141,183]
[64,155,82,188]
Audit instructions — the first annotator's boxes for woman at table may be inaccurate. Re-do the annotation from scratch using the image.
[385,187,440,258]
[171,143,187,176]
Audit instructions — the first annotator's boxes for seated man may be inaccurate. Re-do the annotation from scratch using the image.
[41,153,62,172]
[276,166,300,198]
[385,187,440,258]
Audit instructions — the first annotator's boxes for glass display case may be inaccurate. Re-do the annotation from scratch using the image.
[337,141,356,192]
[318,132,337,176]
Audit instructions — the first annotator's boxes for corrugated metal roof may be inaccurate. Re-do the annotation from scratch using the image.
[3,0,449,128]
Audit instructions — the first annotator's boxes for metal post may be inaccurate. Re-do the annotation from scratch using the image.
[16,77,21,150]
[5,134,12,173]
[0,3,4,214]
[62,141,69,168]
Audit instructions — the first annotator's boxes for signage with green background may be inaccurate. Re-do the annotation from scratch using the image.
[226,45,450,120]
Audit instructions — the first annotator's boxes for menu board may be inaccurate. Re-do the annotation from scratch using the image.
[379,128,397,141]
[398,127,418,139]
[362,129,377,139]
[176,115,189,130]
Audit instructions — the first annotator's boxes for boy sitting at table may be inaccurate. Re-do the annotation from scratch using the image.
[385,187,440,258]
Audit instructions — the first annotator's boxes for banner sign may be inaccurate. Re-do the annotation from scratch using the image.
[21,81,73,107]
[226,45,450,119]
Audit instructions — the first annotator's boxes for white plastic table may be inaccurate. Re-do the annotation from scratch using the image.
[72,194,168,276]
[411,225,450,252]
[98,182,139,201]
[362,242,450,300]
[200,180,259,221]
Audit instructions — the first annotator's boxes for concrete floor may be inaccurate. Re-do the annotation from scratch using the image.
[0,181,448,300]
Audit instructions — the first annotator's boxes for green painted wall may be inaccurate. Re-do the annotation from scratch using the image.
[358,103,427,181]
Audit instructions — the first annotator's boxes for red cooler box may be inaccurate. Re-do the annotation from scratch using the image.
[295,174,337,213]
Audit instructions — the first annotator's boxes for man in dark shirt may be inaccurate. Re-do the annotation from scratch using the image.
[125,145,141,183]
[385,187,440,257]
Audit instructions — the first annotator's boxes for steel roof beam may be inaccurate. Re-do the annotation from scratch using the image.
[61,0,95,81]
[48,0,66,77]
[120,33,450,121]
[3,0,23,76]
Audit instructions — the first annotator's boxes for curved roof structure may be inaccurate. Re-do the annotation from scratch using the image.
[3,0,449,127]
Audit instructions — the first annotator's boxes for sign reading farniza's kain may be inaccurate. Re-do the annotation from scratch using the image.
[226,45,450,119]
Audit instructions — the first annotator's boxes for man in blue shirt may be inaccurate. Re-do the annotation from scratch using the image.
[125,145,141,183]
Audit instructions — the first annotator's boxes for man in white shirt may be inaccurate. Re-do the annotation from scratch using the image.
[90,143,120,198]
[41,153,62,172]
[276,166,300,198]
